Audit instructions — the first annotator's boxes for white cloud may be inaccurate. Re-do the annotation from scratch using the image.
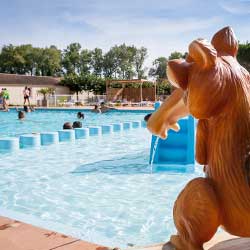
[0,13,223,68]
[220,0,250,14]
[85,16,221,36]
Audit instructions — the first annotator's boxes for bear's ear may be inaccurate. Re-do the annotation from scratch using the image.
[167,59,190,90]
[211,26,238,57]
[188,39,217,69]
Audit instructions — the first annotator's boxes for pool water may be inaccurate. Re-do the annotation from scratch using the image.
[0,109,148,137]
[0,127,202,248]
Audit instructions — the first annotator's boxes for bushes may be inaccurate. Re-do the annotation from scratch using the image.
[109,81,154,88]
[156,80,173,95]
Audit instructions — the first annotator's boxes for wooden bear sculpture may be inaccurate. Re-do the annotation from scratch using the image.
[147,27,250,250]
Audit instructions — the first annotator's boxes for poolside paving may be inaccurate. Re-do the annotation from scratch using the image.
[0,216,110,250]
[35,106,154,111]
[3,215,249,250]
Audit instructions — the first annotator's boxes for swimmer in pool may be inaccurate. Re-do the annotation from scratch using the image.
[63,122,73,129]
[73,121,82,128]
[18,111,25,120]
[77,112,85,119]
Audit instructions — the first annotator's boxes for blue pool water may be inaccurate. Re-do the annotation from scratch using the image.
[0,109,148,137]
[0,125,202,248]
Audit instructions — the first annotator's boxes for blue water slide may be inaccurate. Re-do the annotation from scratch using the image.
[149,102,195,165]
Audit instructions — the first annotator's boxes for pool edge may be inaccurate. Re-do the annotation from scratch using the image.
[0,215,111,250]
[0,212,243,250]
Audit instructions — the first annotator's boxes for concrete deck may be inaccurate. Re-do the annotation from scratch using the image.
[1,215,250,250]
[0,216,110,250]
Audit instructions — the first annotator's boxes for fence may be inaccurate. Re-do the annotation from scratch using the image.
[106,87,156,102]
[38,94,107,107]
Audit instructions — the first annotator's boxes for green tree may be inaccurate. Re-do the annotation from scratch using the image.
[61,73,106,100]
[117,44,136,79]
[0,44,62,76]
[103,44,138,79]
[168,51,185,60]
[80,49,92,74]
[44,46,62,76]
[27,47,42,75]
[238,42,250,72]
[62,43,81,74]
[82,74,106,94]
[90,48,103,76]
[103,47,119,78]
[0,44,25,74]
[78,74,93,94]
[29,47,46,76]
[37,46,62,76]
[15,44,33,74]
[60,74,84,100]
[149,57,168,81]
[157,80,172,95]
[91,76,106,94]
[134,47,147,79]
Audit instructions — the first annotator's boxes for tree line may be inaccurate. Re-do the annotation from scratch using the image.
[0,43,149,79]
[0,42,249,96]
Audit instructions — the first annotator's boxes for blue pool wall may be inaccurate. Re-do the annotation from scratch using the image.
[0,120,147,153]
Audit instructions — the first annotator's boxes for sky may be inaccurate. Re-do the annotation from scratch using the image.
[1,0,250,67]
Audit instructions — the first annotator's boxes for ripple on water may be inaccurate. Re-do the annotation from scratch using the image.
[0,128,203,247]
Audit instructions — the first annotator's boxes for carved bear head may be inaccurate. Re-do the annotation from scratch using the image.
[167,27,244,119]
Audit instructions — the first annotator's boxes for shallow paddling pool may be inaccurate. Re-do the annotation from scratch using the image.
[0,110,201,248]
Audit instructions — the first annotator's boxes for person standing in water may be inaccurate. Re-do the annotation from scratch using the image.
[91,105,101,113]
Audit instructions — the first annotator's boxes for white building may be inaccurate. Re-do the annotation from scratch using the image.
[0,73,69,106]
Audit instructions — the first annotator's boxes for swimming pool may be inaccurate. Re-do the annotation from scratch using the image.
[0,125,202,248]
[0,109,148,137]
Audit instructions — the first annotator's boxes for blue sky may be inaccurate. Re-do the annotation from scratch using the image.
[1,0,250,66]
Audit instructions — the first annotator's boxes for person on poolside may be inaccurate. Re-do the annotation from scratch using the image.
[18,111,25,120]
[0,90,3,110]
[1,88,10,111]
[73,121,82,128]
[63,122,73,129]
[91,104,101,113]
[0,89,4,109]
[77,112,85,119]
[23,86,31,107]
